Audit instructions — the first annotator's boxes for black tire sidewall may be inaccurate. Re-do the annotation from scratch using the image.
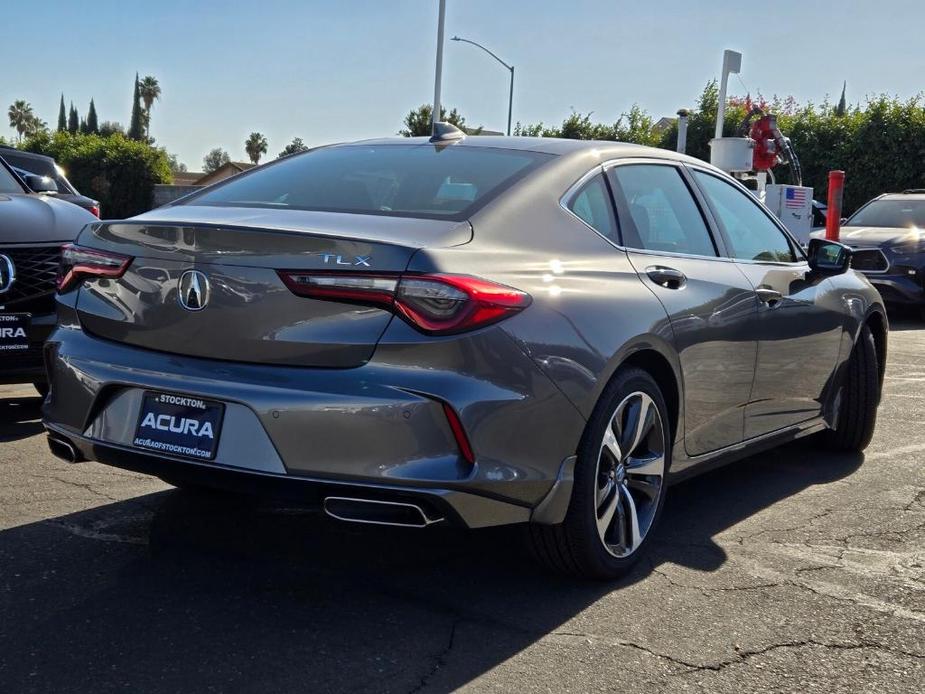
[566,367,671,578]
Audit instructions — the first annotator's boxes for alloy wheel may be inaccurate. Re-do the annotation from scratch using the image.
[595,391,666,558]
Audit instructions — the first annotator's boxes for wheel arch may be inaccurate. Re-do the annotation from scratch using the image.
[864,308,888,390]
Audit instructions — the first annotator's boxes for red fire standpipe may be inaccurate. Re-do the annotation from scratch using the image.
[825,170,846,241]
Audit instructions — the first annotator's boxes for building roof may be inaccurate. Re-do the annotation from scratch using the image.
[194,161,256,186]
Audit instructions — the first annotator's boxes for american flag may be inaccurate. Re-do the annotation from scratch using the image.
[785,187,808,209]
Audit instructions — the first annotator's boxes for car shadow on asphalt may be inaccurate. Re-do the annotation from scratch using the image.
[0,439,862,692]
[0,395,44,442]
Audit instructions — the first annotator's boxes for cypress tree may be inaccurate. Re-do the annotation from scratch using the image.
[67,103,79,134]
[57,95,67,132]
[836,81,847,117]
[86,99,99,134]
[128,73,144,140]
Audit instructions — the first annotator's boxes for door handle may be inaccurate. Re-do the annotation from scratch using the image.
[645,266,687,289]
[755,287,783,308]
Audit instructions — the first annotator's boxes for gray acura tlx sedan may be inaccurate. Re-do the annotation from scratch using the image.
[43,132,887,579]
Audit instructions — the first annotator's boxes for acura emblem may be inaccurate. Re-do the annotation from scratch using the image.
[0,255,15,294]
[177,270,210,311]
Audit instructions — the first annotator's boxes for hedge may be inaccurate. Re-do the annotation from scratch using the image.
[21,132,171,219]
[516,83,925,214]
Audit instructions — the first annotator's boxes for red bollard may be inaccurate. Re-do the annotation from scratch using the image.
[825,170,846,241]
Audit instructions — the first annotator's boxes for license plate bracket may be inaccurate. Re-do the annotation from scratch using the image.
[133,391,225,461]
[0,313,31,352]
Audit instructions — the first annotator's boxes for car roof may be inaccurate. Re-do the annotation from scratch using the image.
[0,146,56,164]
[341,135,709,165]
[879,191,925,201]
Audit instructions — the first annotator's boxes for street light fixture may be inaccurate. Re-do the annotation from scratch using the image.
[450,36,514,136]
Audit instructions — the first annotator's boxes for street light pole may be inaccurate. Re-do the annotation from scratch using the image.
[451,36,514,136]
[432,0,447,136]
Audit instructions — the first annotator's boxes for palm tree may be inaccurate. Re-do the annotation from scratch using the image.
[138,75,161,140]
[245,132,268,164]
[8,100,35,142]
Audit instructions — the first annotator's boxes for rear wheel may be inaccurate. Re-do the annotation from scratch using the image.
[821,324,879,452]
[33,382,48,398]
[529,367,670,580]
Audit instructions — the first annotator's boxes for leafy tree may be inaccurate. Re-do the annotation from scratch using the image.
[79,118,88,135]
[244,132,268,164]
[128,73,145,140]
[86,99,99,134]
[836,82,847,117]
[399,104,477,136]
[203,147,230,174]
[8,100,36,142]
[278,137,309,158]
[99,121,125,137]
[68,103,79,135]
[166,153,187,173]
[138,76,161,140]
[57,95,66,132]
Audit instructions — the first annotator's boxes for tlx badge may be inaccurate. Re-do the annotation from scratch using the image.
[319,254,371,267]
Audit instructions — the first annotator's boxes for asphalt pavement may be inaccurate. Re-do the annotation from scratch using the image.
[0,320,923,693]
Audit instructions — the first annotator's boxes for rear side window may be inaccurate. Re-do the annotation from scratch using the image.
[608,164,717,257]
[189,144,552,221]
[566,173,618,242]
[692,170,797,263]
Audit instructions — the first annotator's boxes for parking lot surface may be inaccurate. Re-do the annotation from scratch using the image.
[1,322,923,693]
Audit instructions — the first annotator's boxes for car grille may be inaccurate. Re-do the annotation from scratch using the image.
[850,248,889,273]
[0,245,61,315]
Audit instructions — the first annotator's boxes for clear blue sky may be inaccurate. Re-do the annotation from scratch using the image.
[3,0,924,171]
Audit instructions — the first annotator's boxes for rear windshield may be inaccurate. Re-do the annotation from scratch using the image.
[848,199,925,228]
[187,144,552,220]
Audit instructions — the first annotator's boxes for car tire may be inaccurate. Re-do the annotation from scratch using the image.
[821,324,879,452]
[33,382,48,398]
[529,367,670,580]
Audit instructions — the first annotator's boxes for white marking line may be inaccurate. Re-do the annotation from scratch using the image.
[864,442,925,462]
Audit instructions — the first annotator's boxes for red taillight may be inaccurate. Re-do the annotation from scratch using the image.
[442,402,475,465]
[57,243,132,293]
[89,205,100,218]
[277,271,531,335]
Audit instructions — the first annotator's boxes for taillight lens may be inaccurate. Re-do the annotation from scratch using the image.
[57,243,132,293]
[89,205,100,218]
[277,271,531,335]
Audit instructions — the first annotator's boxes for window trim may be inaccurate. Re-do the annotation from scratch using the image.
[685,163,808,266]
[560,159,736,262]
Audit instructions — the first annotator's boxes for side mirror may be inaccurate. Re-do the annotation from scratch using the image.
[807,238,851,275]
[24,173,58,194]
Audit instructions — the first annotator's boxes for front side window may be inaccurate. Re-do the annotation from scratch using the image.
[189,144,552,221]
[566,173,618,242]
[608,164,717,257]
[692,170,797,263]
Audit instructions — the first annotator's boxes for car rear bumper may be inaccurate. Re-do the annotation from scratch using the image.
[42,324,585,527]
[0,312,55,384]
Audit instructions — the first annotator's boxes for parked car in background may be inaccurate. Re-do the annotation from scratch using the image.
[811,189,925,318]
[0,156,96,394]
[0,146,100,217]
[43,134,886,579]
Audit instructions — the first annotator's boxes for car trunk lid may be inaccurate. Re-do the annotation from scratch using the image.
[73,214,470,367]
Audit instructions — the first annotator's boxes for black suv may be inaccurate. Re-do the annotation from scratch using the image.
[0,146,100,217]
[0,156,95,393]
[812,190,925,317]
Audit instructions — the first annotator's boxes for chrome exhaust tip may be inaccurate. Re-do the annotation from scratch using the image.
[323,496,444,528]
[47,434,85,464]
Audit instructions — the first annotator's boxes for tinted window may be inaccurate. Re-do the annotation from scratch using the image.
[608,164,716,256]
[693,171,796,263]
[567,173,618,241]
[0,161,24,194]
[190,145,552,221]
[848,199,925,228]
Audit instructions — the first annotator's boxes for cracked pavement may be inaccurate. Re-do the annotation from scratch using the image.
[1,321,923,693]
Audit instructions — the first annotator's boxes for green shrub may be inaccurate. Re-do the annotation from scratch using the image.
[21,132,171,219]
